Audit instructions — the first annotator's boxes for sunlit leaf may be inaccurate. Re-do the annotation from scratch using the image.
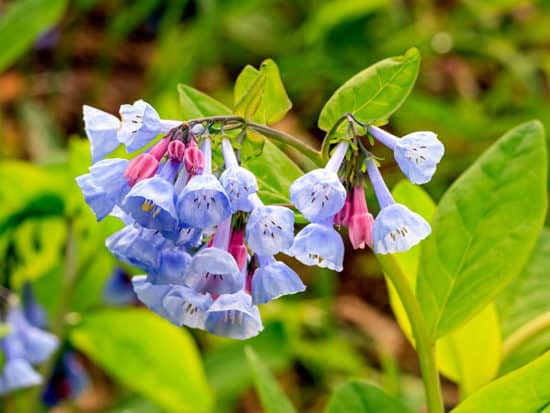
[417,121,548,339]
[318,48,420,131]
[178,84,232,119]
[71,309,213,413]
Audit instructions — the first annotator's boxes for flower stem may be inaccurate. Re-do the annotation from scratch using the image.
[377,254,444,413]
[502,311,550,361]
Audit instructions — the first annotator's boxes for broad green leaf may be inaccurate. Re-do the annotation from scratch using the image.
[451,351,550,413]
[234,72,266,119]
[325,380,414,413]
[318,48,420,131]
[71,309,213,413]
[0,0,67,72]
[177,84,231,119]
[497,229,550,372]
[386,181,501,397]
[233,59,292,124]
[104,398,163,413]
[417,121,548,339]
[245,347,297,413]
[243,139,303,205]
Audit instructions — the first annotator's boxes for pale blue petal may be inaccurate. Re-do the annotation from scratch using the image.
[251,259,305,305]
[0,359,42,395]
[394,132,445,184]
[176,174,231,229]
[183,247,242,295]
[106,225,166,272]
[117,100,162,152]
[162,286,213,329]
[205,291,263,339]
[76,174,114,221]
[287,222,344,272]
[102,268,137,306]
[290,169,346,222]
[246,206,295,256]
[131,275,172,319]
[89,158,131,205]
[122,176,178,233]
[373,203,431,254]
[219,167,258,212]
[149,246,192,285]
[83,105,120,163]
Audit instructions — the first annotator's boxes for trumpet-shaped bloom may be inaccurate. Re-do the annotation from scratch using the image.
[205,291,263,339]
[372,204,431,254]
[7,308,58,365]
[150,245,192,285]
[183,248,242,295]
[118,100,162,152]
[83,105,120,163]
[176,174,231,229]
[334,193,351,226]
[0,335,42,395]
[106,225,166,272]
[251,256,305,305]
[131,275,172,319]
[369,126,444,184]
[122,176,179,233]
[290,142,348,222]
[348,185,374,249]
[162,286,213,329]
[287,220,344,272]
[246,201,295,256]
[124,153,159,186]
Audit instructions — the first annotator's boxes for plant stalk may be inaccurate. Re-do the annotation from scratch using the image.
[502,311,550,361]
[377,254,444,413]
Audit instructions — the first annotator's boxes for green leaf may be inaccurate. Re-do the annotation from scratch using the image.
[0,0,67,72]
[325,380,414,413]
[451,351,550,413]
[498,229,550,372]
[70,309,213,413]
[0,323,11,339]
[243,139,303,205]
[177,84,231,119]
[386,181,501,397]
[417,121,548,339]
[318,48,420,131]
[245,347,297,413]
[233,59,292,124]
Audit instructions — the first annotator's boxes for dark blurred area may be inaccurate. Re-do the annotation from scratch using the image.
[1,0,549,412]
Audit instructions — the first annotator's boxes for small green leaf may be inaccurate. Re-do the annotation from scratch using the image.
[0,0,67,72]
[325,380,414,413]
[386,181,501,397]
[234,71,266,120]
[451,351,550,413]
[417,121,548,339]
[318,48,420,131]
[245,347,297,413]
[177,84,231,119]
[233,59,292,124]
[71,309,213,413]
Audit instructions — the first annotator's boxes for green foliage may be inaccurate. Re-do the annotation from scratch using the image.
[0,0,67,72]
[245,347,297,413]
[325,380,414,413]
[178,84,232,119]
[417,121,548,339]
[71,309,213,413]
[387,181,501,398]
[451,351,550,413]
[318,48,421,131]
[498,229,550,373]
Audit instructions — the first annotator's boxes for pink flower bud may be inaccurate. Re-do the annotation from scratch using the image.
[229,229,247,271]
[334,193,351,226]
[184,140,205,175]
[149,137,170,160]
[348,185,374,249]
[124,153,159,186]
[168,140,185,162]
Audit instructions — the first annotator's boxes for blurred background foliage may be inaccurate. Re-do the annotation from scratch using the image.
[1,0,550,412]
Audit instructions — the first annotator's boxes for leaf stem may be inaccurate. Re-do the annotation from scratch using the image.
[502,312,550,361]
[377,254,444,413]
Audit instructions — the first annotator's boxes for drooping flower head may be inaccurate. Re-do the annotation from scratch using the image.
[251,255,305,305]
[117,99,163,152]
[162,286,213,329]
[366,159,431,254]
[0,336,42,395]
[348,185,374,250]
[82,105,120,163]
[369,126,444,185]
[290,142,348,222]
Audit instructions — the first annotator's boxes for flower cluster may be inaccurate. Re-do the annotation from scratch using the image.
[78,101,305,340]
[289,123,444,259]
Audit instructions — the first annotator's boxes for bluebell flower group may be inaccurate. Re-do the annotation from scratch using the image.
[77,100,444,340]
